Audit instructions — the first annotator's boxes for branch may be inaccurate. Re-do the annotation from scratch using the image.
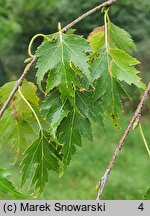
[62,0,117,32]
[0,56,36,118]
[96,81,150,200]
[0,0,117,119]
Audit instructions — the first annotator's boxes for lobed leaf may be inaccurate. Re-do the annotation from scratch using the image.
[21,131,61,193]
[36,32,92,100]
[41,90,70,139]
[92,51,130,126]
[58,110,93,165]
[76,91,103,127]
[109,48,145,89]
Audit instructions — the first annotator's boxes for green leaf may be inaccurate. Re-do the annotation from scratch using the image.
[87,21,136,54]
[108,22,136,54]
[87,26,105,52]
[46,64,63,93]
[0,168,26,198]
[21,131,61,193]
[58,64,78,102]
[0,79,39,105]
[76,91,103,127]
[94,72,126,126]
[46,64,82,107]
[0,79,39,118]
[92,53,129,126]
[41,90,70,139]
[36,32,92,96]
[0,109,37,156]
[109,48,145,89]
[58,110,93,165]
[91,53,108,82]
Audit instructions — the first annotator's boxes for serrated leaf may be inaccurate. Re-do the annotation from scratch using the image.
[92,53,130,126]
[0,109,37,156]
[58,110,93,165]
[91,53,107,100]
[0,79,39,118]
[20,80,39,106]
[46,65,63,93]
[58,64,77,102]
[0,168,26,198]
[76,91,103,127]
[46,64,82,107]
[36,32,92,97]
[21,131,61,193]
[41,90,70,139]
[109,48,145,89]
[94,72,126,126]
[87,26,105,52]
[91,53,108,82]
[108,22,136,54]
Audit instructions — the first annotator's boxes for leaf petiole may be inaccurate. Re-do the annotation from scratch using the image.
[104,8,109,53]
[104,8,112,77]
[18,86,43,136]
[28,34,49,57]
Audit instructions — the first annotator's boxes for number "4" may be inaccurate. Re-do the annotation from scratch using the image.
[138,203,144,211]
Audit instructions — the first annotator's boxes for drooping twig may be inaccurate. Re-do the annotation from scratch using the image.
[0,56,36,118]
[96,81,150,200]
[0,0,117,119]
[62,0,117,32]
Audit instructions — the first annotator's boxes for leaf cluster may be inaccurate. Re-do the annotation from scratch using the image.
[0,11,146,195]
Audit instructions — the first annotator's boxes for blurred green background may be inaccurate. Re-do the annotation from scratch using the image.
[0,0,150,199]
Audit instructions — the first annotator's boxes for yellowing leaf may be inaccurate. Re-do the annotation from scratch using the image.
[87,21,136,54]
[0,79,39,118]
[87,26,105,52]
[0,109,38,156]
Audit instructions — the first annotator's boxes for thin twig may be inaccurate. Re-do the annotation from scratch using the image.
[62,0,117,32]
[0,56,36,118]
[0,0,117,119]
[96,82,150,200]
